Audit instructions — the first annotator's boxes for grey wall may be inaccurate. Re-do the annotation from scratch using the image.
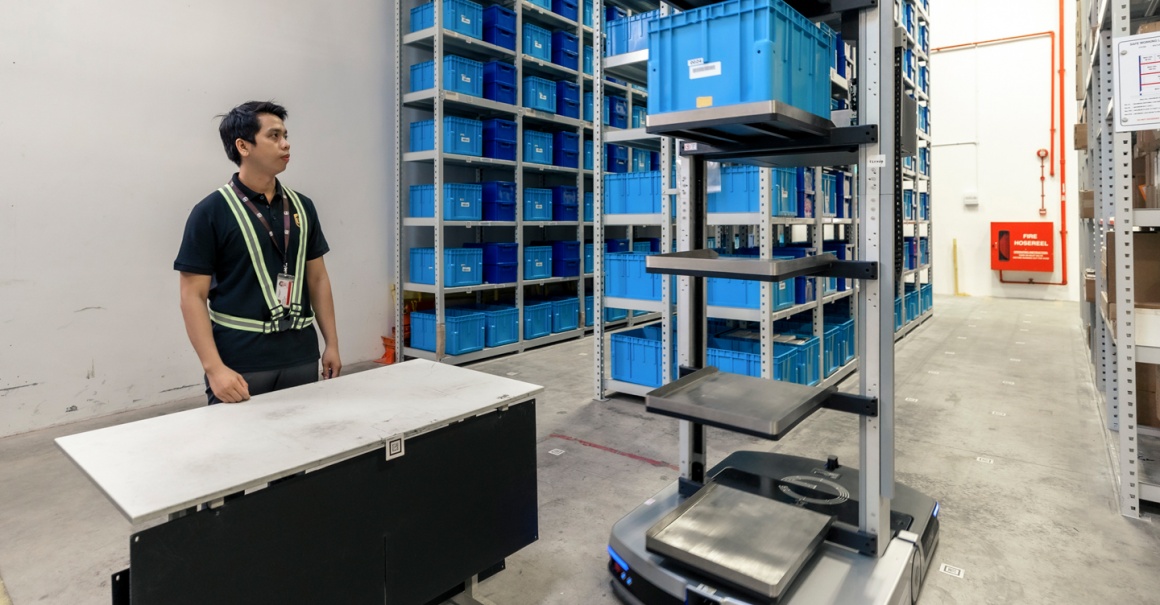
[0,0,397,437]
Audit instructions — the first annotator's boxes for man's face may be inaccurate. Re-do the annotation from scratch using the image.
[238,113,291,175]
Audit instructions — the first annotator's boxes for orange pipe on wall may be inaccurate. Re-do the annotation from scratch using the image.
[931,0,1068,287]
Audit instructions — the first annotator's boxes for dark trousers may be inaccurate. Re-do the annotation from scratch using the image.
[204,361,318,405]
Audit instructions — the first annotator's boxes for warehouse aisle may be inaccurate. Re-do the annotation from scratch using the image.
[1,296,1158,604]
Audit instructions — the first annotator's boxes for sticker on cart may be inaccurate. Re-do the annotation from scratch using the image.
[868,155,886,168]
[688,59,721,79]
[385,434,406,460]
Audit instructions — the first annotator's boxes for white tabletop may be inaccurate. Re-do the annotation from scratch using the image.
[56,360,543,524]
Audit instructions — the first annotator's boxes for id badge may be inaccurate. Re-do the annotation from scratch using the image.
[275,273,295,306]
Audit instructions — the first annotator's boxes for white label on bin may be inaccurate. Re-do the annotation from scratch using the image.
[539,92,547,100]
[462,266,471,272]
[461,74,470,83]
[460,201,470,207]
[689,61,721,79]
[461,15,471,24]
[534,40,543,49]
[461,135,470,143]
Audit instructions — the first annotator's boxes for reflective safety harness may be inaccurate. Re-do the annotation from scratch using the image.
[209,183,315,333]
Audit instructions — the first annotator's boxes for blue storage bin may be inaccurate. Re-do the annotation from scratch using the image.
[822,324,842,377]
[901,1,915,35]
[895,297,903,332]
[905,290,920,323]
[524,245,553,279]
[550,297,580,332]
[410,116,483,156]
[584,242,594,273]
[524,187,553,220]
[583,0,594,27]
[523,23,552,61]
[482,181,516,221]
[921,283,933,312]
[552,0,579,22]
[648,0,833,118]
[409,247,483,286]
[476,304,519,346]
[606,5,627,23]
[650,151,661,171]
[554,130,581,168]
[483,262,518,284]
[551,185,579,220]
[583,45,594,75]
[606,143,629,172]
[410,308,486,354]
[919,23,929,52]
[583,93,628,127]
[903,189,915,220]
[607,238,629,252]
[483,61,517,105]
[483,5,517,50]
[524,301,554,339]
[524,129,554,165]
[523,76,557,113]
[484,140,517,161]
[631,106,647,128]
[630,148,649,172]
[466,241,519,265]
[707,277,758,309]
[707,348,761,378]
[611,325,676,388]
[408,183,482,220]
[553,257,580,277]
[411,0,483,39]
[584,192,594,222]
[556,80,581,119]
[606,252,662,300]
[605,171,661,213]
[552,30,580,71]
[410,55,484,97]
[483,118,518,161]
[777,334,820,386]
[919,147,930,175]
[584,139,594,170]
[708,164,759,213]
[918,65,929,92]
[904,48,915,81]
[919,105,930,133]
[606,10,658,55]
[919,192,929,220]
[919,237,929,266]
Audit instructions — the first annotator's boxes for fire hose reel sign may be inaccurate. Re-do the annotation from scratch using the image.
[991,222,1055,272]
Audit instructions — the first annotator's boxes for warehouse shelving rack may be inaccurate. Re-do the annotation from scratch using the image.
[394,0,601,364]
[1078,0,1160,518]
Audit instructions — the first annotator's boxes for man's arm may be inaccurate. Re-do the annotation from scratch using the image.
[306,257,341,378]
[179,272,250,402]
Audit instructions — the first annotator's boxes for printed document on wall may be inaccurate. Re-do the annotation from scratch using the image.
[1115,32,1160,131]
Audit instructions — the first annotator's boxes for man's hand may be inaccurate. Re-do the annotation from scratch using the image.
[207,365,250,403]
[322,346,342,379]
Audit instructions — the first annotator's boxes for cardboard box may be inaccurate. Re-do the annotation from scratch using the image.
[1076,124,1089,150]
[1138,130,1160,154]
[1104,230,1160,305]
[1080,190,1095,219]
[1085,272,1096,302]
[1137,362,1160,428]
[1135,155,1149,208]
[1140,21,1160,35]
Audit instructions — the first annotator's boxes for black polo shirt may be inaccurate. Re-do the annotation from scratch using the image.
[174,174,330,373]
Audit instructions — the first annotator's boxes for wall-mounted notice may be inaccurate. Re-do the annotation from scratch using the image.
[1114,32,1160,131]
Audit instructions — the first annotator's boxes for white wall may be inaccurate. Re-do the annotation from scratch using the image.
[0,1,396,437]
[929,0,1079,301]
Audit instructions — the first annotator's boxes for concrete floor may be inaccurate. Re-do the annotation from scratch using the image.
[1,295,1158,604]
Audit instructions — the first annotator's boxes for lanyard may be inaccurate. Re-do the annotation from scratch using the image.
[229,181,292,274]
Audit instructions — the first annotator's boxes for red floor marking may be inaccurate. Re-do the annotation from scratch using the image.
[549,433,679,471]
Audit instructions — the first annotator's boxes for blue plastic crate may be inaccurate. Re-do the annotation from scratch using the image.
[408,183,482,220]
[895,297,903,332]
[919,237,929,266]
[901,1,915,34]
[606,5,627,22]
[552,30,580,71]
[607,238,630,252]
[606,252,662,300]
[707,277,758,309]
[524,245,553,279]
[773,166,798,216]
[611,325,676,387]
[483,118,518,160]
[476,304,519,346]
[920,283,933,312]
[483,262,517,284]
[483,61,517,105]
[523,76,557,113]
[410,55,484,97]
[584,139,594,170]
[584,192,594,222]
[524,301,554,339]
[524,129,554,165]
[606,143,630,172]
[583,93,628,127]
[919,192,929,220]
[904,237,916,270]
[482,181,516,221]
[605,171,661,213]
[554,130,581,168]
[919,22,929,52]
[551,185,579,220]
[410,308,486,354]
[823,324,842,377]
[550,297,580,332]
[919,147,930,175]
[635,237,661,253]
[484,140,517,161]
[918,65,929,92]
[583,0,594,27]
[583,45,594,75]
[919,105,930,133]
[411,0,483,39]
[553,257,580,277]
[607,10,659,55]
[483,5,517,50]
[556,80,581,119]
[552,0,579,22]
[524,187,553,220]
[708,164,758,213]
[631,105,647,128]
[648,0,833,118]
[466,241,518,265]
[905,290,920,323]
[707,348,761,377]
[523,23,552,61]
[631,148,649,172]
[904,48,915,81]
[410,116,483,156]
[650,151,661,171]
[778,334,820,386]
[409,247,483,286]
[584,242,594,273]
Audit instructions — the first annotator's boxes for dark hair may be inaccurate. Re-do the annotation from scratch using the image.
[218,101,288,166]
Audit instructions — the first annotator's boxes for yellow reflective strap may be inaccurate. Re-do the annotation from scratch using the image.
[208,309,267,333]
[219,186,284,318]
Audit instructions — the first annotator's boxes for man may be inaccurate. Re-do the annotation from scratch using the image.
[175,101,340,404]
